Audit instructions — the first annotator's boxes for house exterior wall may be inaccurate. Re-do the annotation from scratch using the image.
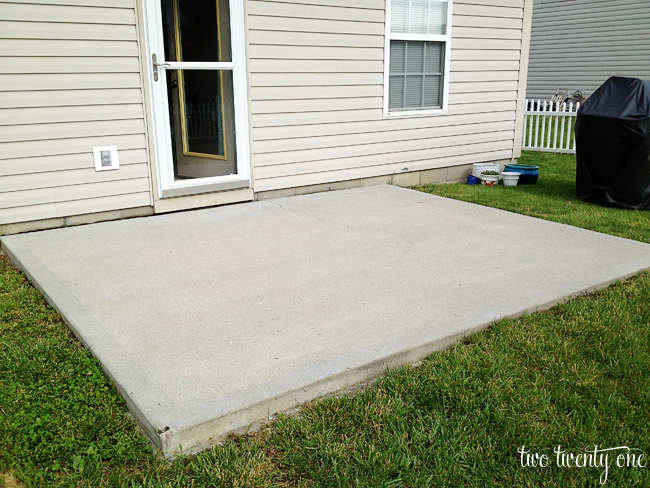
[247,0,528,193]
[1,0,533,233]
[0,0,153,227]
[526,0,650,100]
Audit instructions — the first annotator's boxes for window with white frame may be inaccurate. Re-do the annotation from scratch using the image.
[384,0,452,115]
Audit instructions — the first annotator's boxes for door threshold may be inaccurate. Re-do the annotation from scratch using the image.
[153,187,253,214]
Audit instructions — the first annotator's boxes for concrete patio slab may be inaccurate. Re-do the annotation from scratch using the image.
[2,184,650,456]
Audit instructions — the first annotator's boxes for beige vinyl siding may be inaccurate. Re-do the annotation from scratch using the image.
[248,0,525,192]
[0,1,151,225]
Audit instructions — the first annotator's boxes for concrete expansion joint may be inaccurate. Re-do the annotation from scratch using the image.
[267,198,356,231]
[266,194,417,250]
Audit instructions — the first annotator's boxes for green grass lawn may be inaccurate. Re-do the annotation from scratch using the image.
[1,152,649,487]
[421,151,650,244]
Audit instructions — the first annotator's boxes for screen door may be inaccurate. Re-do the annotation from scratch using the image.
[144,0,250,198]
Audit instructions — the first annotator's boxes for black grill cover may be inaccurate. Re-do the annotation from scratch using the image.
[575,77,650,209]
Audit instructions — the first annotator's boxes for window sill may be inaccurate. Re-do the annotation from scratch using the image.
[383,107,448,118]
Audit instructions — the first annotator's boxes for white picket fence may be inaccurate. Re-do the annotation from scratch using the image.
[522,99,580,154]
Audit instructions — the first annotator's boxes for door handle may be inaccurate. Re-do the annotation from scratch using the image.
[152,54,171,82]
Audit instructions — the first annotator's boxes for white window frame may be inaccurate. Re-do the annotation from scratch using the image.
[383,0,453,117]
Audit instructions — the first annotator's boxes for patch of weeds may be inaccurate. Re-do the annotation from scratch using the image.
[0,254,157,487]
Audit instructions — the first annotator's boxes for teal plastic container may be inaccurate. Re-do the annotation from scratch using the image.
[504,163,539,184]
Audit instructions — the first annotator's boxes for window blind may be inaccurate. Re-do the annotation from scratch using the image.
[390,0,448,35]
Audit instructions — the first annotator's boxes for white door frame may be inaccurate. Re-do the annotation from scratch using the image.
[142,0,251,198]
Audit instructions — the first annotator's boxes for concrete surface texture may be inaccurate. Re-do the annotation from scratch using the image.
[2,185,650,456]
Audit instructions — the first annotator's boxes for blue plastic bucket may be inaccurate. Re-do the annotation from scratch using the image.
[467,174,481,185]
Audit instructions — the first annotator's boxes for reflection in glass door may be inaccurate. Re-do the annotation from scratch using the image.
[162,0,236,180]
